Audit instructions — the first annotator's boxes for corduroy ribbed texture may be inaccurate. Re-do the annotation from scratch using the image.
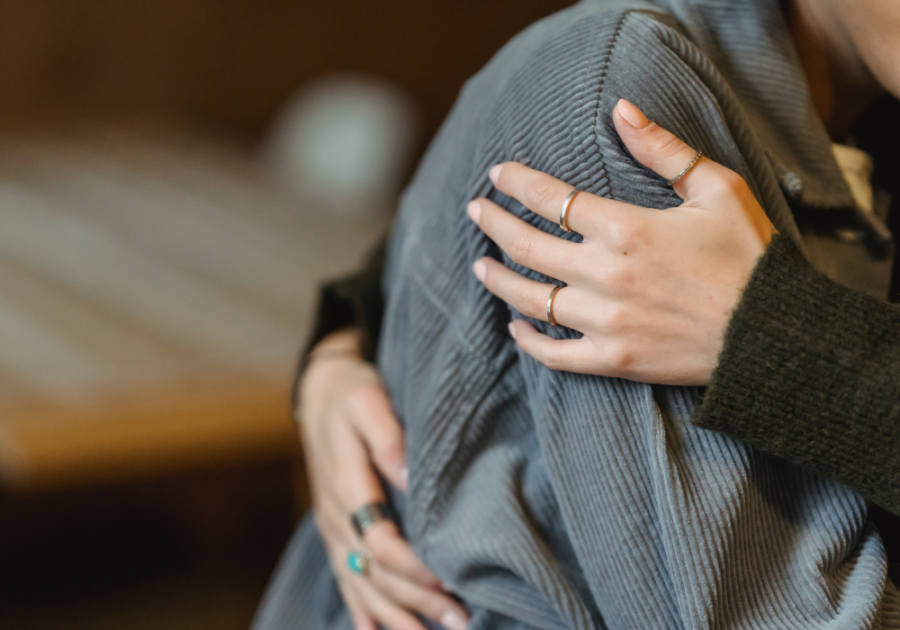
[252,1,900,628]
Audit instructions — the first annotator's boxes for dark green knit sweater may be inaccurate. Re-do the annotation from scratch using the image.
[695,233,900,516]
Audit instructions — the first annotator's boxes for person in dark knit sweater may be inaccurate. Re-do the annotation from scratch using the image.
[258,1,900,629]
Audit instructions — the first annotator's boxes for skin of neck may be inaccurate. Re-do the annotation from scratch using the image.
[786,0,885,141]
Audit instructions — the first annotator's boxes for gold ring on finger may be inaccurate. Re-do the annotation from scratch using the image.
[668,150,703,185]
[559,189,582,233]
[546,285,564,326]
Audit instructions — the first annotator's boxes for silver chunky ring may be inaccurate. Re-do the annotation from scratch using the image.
[350,501,396,537]
[668,150,703,185]
[559,188,582,233]
[546,285,564,326]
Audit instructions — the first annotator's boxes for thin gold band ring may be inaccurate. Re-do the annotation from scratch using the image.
[559,189,582,233]
[546,285,564,326]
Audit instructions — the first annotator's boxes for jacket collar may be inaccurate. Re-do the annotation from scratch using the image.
[656,0,858,213]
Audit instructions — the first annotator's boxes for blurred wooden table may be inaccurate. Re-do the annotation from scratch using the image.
[0,128,388,493]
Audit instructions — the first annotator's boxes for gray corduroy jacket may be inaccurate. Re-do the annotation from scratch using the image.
[254,1,899,628]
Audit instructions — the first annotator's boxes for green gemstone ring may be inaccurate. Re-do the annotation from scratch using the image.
[347,550,370,576]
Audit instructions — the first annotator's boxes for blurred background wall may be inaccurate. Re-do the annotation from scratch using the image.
[0,0,568,147]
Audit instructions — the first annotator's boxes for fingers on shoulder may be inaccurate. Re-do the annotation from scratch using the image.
[335,576,377,630]
[510,321,590,372]
[511,320,636,379]
[492,162,564,219]
[344,383,408,488]
[356,587,429,630]
[364,522,441,588]
[491,162,631,236]
[476,257,553,320]
[612,99,758,206]
[366,567,468,630]
[613,106,697,182]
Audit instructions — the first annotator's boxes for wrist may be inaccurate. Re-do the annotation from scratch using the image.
[294,328,365,424]
[305,328,365,372]
[313,328,364,355]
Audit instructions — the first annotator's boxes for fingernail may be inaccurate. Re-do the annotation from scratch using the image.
[400,466,408,490]
[441,611,468,630]
[472,260,486,282]
[489,164,503,184]
[616,99,650,129]
[467,200,482,223]
[507,321,517,339]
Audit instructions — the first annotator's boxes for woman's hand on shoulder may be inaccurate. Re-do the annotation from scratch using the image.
[468,99,775,386]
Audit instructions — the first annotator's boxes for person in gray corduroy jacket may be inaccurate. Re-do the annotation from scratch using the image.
[255,0,900,629]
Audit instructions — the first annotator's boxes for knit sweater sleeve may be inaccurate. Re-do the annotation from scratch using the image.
[693,233,900,515]
[290,240,386,406]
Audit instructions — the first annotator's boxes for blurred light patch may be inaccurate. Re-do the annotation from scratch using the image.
[262,75,418,214]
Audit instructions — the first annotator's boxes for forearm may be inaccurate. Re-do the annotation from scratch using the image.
[693,234,900,515]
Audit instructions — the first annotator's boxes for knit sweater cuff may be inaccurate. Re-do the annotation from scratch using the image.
[290,240,387,407]
[693,233,900,515]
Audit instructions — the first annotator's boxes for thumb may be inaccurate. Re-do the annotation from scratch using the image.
[345,384,409,492]
[613,99,708,200]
